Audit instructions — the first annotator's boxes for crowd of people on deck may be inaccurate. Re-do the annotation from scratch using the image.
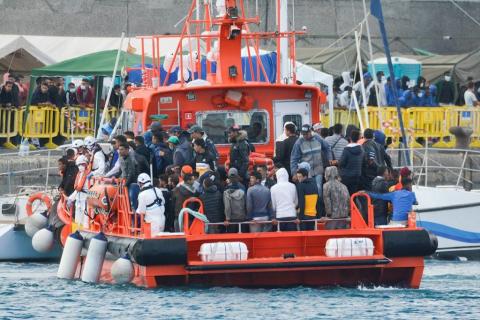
[57,120,418,235]
[333,71,480,108]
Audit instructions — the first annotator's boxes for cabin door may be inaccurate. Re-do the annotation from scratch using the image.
[273,100,311,139]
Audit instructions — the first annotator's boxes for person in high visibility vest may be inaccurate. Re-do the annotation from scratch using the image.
[67,155,90,228]
[136,173,166,234]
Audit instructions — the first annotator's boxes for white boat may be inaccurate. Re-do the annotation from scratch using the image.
[0,187,62,261]
[414,185,480,260]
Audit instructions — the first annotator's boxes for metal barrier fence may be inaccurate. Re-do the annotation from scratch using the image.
[322,106,480,148]
[60,106,119,140]
[18,105,60,149]
[0,107,18,149]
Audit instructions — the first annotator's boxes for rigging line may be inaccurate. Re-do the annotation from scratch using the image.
[449,0,480,28]
[301,15,368,67]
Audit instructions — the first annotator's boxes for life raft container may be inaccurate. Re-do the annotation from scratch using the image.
[26,192,52,217]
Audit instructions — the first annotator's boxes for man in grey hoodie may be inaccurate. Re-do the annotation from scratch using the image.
[223,168,247,233]
[246,171,272,233]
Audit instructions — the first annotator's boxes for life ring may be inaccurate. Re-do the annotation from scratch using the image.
[57,194,73,225]
[26,192,52,217]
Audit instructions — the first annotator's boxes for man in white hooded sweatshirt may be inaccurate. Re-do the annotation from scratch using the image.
[270,168,298,231]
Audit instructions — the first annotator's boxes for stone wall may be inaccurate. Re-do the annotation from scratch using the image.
[0,0,479,54]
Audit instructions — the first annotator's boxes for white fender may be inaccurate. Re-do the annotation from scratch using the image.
[25,212,48,237]
[32,227,54,253]
[81,232,108,283]
[110,255,134,284]
[57,231,84,280]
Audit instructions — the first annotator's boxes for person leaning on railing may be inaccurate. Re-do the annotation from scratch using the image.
[0,81,20,108]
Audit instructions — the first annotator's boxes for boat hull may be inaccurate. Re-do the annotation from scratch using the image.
[0,224,61,262]
[414,186,480,260]
[77,228,435,289]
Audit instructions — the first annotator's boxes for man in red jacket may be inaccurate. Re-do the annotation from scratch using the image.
[76,78,94,107]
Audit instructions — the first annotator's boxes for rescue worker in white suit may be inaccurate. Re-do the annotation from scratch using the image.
[67,155,90,228]
[136,173,166,234]
[84,136,106,176]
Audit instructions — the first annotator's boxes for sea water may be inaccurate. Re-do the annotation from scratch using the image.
[0,260,478,319]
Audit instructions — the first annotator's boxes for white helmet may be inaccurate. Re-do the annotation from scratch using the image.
[84,136,96,149]
[75,155,89,166]
[137,173,151,184]
[72,139,85,149]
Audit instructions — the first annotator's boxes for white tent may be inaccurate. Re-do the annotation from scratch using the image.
[296,62,334,126]
[0,34,196,73]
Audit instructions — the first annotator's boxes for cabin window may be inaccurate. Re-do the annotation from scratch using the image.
[282,114,303,132]
[197,110,269,144]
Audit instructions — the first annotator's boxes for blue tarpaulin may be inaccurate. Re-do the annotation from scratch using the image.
[128,52,277,85]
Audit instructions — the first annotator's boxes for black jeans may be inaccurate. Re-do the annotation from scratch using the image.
[341,175,360,195]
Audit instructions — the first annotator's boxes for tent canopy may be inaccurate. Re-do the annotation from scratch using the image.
[31,50,149,77]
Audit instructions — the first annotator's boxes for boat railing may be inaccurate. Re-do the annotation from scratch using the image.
[387,147,480,189]
[205,217,352,233]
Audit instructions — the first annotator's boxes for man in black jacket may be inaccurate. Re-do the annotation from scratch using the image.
[200,177,225,234]
[274,123,297,178]
[58,153,78,196]
[193,138,216,171]
[371,166,394,225]
[339,130,364,195]
[228,125,250,182]
[361,129,391,190]
[0,81,19,107]
[296,168,322,230]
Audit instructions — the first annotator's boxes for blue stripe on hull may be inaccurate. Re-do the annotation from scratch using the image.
[417,221,480,244]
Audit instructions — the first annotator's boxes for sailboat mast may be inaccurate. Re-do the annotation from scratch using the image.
[370,0,410,166]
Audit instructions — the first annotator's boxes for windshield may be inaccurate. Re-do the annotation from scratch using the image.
[197,110,268,144]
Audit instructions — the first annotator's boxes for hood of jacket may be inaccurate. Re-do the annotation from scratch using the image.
[225,185,245,200]
[275,167,289,183]
[178,182,196,195]
[344,144,363,155]
[325,166,339,182]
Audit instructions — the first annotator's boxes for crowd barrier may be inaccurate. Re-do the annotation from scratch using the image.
[18,105,60,149]
[0,107,19,149]
[322,106,480,148]
[60,106,119,139]
[1,105,479,149]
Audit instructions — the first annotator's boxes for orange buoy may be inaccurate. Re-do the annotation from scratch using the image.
[26,192,52,217]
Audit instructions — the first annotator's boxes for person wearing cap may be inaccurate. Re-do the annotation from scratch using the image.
[390,167,412,192]
[361,128,391,190]
[290,124,332,197]
[136,173,166,234]
[188,125,219,162]
[172,172,197,230]
[228,125,251,182]
[171,126,194,168]
[143,121,163,148]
